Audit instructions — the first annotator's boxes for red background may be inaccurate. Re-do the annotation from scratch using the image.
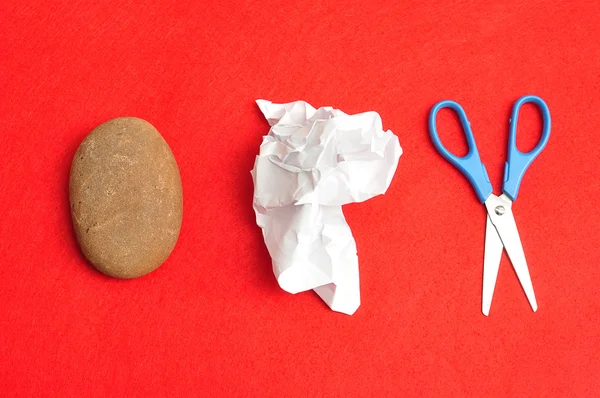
[1,0,599,396]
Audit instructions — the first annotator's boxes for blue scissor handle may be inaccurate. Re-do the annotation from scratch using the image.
[503,95,551,201]
[429,100,493,203]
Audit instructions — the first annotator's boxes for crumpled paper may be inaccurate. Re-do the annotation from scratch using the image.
[251,99,402,315]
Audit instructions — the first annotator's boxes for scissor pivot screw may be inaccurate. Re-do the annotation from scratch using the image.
[495,205,506,216]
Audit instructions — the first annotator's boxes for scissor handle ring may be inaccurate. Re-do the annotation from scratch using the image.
[503,95,551,200]
[429,100,493,203]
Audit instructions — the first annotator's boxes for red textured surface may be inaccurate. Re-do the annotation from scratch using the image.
[1,1,599,396]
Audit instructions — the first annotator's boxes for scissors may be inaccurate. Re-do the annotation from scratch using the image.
[428,95,551,315]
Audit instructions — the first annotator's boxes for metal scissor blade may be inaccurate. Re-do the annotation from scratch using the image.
[482,213,503,316]
[485,194,538,312]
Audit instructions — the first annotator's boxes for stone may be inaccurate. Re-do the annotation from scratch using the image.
[69,117,183,278]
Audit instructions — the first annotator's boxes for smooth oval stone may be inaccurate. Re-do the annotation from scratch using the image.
[70,117,183,278]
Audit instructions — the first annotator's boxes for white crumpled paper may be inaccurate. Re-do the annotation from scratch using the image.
[251,100,402,315]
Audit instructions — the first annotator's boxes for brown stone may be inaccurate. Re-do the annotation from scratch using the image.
[69,117,183,278]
